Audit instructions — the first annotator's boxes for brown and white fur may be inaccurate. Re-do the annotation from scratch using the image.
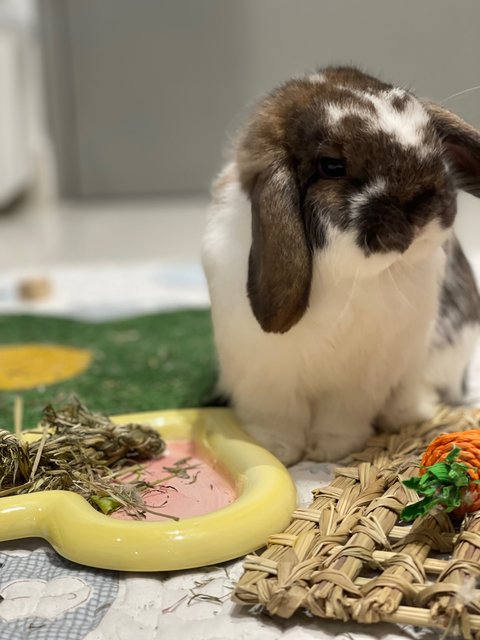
[202,67,480,465]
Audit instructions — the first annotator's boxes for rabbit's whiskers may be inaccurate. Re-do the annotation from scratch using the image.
[363,234,370,256]
[441,85,480,105]
[336,265,360,326]
[386,264,417,312]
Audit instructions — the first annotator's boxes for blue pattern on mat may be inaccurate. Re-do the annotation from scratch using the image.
[0,550,118,640]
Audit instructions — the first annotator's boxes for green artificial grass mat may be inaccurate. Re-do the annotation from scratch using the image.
[0,310,218,430]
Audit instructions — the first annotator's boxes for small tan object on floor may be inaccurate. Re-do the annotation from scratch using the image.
[234,406,480,639]
[17,277,51,300]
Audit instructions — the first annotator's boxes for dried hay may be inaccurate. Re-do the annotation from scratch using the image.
[0,398,168,518]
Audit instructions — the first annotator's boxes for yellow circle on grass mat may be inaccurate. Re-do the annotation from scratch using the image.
[0,344,92,390]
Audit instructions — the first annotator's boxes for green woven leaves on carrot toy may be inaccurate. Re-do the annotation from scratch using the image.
[401,430,480,522]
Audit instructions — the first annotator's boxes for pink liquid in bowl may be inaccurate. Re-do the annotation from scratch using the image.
[111,440,236,521]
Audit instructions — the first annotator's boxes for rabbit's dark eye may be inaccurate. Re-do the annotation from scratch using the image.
[318,157,346,179]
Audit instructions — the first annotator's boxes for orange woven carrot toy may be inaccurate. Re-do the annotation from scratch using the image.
[401,430,480,521]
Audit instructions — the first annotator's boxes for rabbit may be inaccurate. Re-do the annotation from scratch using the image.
[202,66,480,466]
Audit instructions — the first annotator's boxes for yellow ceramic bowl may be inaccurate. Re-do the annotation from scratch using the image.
[0,408,296,571]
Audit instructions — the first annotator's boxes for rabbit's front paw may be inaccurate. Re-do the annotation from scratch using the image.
[378,388,439,431]
[245,428,304,466]
[306,426,373,462]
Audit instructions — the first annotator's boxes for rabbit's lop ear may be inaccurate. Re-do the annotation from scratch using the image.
[247,163,312,334]
[426,103,480,197]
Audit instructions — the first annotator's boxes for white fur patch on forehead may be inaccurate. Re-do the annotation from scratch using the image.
[327,103,370,125]
[308,72,327,84]
[361,89,429,148]
[387,87,408,100]
[326,88,430,151]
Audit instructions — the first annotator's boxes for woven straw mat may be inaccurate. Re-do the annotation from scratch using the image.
[234,406,480,639]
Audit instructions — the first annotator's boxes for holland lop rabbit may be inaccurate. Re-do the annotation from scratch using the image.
[202,67,480,465]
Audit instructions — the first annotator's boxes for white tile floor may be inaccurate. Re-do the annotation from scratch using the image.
[0,195,210,270]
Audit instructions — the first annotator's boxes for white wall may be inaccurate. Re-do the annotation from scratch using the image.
[41,0,480,197]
